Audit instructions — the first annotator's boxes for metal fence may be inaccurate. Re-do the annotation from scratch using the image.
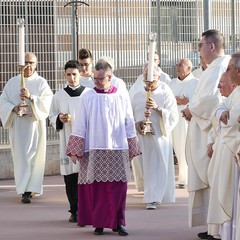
[1,0,240,145]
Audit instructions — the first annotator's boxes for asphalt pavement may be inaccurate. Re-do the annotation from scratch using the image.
[0,167,206,240]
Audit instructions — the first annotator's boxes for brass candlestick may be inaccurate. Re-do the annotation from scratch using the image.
[18,70,31,117]
[142,32,157,135]
[17,18,31,117]
[142,85,155,135]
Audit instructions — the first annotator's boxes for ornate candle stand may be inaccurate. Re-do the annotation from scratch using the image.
[142,32,157,135]
[17,18,31,117]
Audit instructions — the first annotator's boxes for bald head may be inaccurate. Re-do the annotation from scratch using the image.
[176,58,192,80]
[218,72,237,97]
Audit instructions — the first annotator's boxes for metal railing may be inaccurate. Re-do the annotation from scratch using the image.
[1,0,240,145]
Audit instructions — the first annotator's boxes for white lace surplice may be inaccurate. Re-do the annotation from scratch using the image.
[66,90,141,184]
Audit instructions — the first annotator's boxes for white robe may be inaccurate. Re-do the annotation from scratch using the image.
[207,87,240,238]
[49,87,91,175]
[169,73,199,186]
[79,76,94,88]
[236,164,240,240]
[192,67,204,79]
[186,55,230,227]
[131,82,179,203]
[0,72,53,195]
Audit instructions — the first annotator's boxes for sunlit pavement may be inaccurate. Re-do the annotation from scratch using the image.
[0,167,205,240]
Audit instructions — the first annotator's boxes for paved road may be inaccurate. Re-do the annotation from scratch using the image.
[0,171,205,240]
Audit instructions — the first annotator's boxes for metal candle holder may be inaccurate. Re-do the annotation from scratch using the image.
[142,32,157,135]
[17,18,31,117]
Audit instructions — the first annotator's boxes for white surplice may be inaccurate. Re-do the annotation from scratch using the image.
[186,55,231,227]
[169,73,199,186]
[131,82,179,203]
[49,87,91,175]
[207,87,240,239]
[0,72,53,195]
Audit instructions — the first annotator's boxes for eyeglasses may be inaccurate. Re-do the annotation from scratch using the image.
[93,75,110,82]
[79,62,92,67]
[198,42,212,49]
[25,61,36,65]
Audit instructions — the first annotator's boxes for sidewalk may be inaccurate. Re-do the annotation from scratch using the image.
[0,170,205,240]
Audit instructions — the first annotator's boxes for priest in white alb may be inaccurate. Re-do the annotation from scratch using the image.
[131,62,178,210]
[181,29,230,239]
[207,53,240,240]
[169,58,198,188]
[0,52,53,204]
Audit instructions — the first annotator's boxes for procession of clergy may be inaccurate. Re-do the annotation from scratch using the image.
[0,29,240,239]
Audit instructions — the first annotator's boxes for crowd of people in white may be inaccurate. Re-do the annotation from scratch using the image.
[0,29,239,239]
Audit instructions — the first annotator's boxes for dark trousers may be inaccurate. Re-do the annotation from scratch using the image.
[63,173,78,215]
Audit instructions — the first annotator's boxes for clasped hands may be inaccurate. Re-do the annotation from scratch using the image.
[12,87,31,114]
[219,111,229,125]
[20,87,31,101]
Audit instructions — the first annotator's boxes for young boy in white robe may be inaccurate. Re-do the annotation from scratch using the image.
[49,60,90,222]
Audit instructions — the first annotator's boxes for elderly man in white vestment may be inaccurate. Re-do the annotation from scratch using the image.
[207,53,240,240]
[0,52,53,204]
[49,60,91,222]
[129,53,171,191]
[169,58,198,188]
[129,51,171,102]
[181,29,230,239]
[207,72,237,159]
[131,62,178,210]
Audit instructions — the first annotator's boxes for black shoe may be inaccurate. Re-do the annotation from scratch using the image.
[94,228,104,235]
[113,225,129,236]
[69,214,77,223]
[198,232,209,239]
[208,236,221,240]
[21,192,31,204]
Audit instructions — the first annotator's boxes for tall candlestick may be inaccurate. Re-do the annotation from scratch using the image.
[147,32,157,82]
[18,18,25,66]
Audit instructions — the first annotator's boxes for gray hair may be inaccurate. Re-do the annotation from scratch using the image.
[97,56,115,71]
[25,52,38,64]
[142,61,161,76]
[95,59,113,75]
